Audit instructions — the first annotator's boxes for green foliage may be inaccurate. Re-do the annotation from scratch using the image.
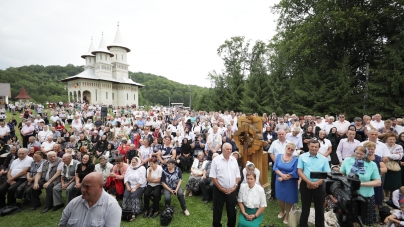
[265,0,404,118]
[241,40,271,115]
[129,72,206,108]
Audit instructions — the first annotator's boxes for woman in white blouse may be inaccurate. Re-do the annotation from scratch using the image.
[237,173,267,227]
[143,157,163,218]
[184,151,208,196]
[122,157,147,222]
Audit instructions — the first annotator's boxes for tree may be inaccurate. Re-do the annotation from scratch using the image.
[217,36,250,112]
[241,40,271,115]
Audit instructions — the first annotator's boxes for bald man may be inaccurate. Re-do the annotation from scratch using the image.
[59,172,121,227]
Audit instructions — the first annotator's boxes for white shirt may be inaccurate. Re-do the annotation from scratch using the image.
[0,125,10,136]
[371,120,384,130]
[94,162,114,183]
[324,122,337,134]
[146,165,163,187]
[268,139,295,157]
[360,140,391,157]
[207,132,222,151]
[71,120,83,131]
[124,166,147,188]
[50,115,60,123]
[42,141,56,151]
[334,120,351,134]
[237,183,267,209]
[38,130,53,142]
[10,156,33,178]
[317,138,332,161]
[210,154,240,189]
[315,121,325,131]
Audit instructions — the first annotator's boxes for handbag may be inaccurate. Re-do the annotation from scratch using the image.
[386,160,401,171]
[288,204,302,227]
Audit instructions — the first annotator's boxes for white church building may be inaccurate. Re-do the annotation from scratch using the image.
[61,26,144,106]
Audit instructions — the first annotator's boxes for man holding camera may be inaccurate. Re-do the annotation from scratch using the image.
[298,139,331,227]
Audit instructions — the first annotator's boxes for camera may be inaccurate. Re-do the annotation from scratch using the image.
[311,171,368,227]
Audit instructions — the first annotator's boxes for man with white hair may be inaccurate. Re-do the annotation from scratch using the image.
[53,153,79,210]
[0,148,33,208]
[286,127,303,150]
[42,136,56,153]
[371,114,384,130]
[31,151,63,212]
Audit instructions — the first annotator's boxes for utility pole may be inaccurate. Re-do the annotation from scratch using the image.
[364,63,369,115]
[189,86,192,109]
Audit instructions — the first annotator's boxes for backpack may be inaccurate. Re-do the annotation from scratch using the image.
[379,206,391,222]
[160,206,174,226]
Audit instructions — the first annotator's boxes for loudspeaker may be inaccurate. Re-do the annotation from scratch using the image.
[101,107,108,118]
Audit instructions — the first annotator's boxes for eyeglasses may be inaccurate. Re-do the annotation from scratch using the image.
[339,116,345,118]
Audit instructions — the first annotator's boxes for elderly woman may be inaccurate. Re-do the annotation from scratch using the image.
[73,154,95,196]
[184,151,208,196]
[237,173,267,227]
[378,120,398,142]
[83,119,94,131]
[93,134,109,163]
[143,157,163,218]
[179,138,193,172]
[28,146,40,157]
[384,132,403,199]
[122,157,147,222]
[106,156,128,199]
[241,161,261,186]
[94,155,114,186]
[162,159,190,216]
[273,142,299,224]
[340,146,381,226]
[364,141,387,215]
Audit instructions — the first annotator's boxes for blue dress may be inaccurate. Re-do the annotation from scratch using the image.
[273,154,299,204]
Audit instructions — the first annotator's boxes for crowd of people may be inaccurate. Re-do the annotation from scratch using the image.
[1,102,404,226]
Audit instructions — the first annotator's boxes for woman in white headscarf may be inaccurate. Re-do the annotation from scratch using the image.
[122,157,147,222]
[241,161,261,186]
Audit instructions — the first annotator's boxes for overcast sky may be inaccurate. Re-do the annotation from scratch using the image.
[0,0,279,87]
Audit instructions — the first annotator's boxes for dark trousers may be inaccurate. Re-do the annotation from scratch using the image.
[143,185,162,213]
[212,185,237,227]
[200,182,213,201]
[299,181,325,227]
[22,135,31,149]
[0,178,26,207]
[271,170,276,198]
[31,180,55,208]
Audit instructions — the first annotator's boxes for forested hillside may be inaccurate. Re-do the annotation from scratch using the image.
[0,64,207,108]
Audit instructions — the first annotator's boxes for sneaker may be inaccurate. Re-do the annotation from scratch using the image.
[184,209,190,216]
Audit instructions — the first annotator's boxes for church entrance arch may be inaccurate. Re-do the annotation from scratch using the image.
[83,90,91,104]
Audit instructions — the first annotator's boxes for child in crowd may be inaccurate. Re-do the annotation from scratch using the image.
[385,201,404,227]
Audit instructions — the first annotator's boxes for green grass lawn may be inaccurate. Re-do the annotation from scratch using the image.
[0,109,292,226]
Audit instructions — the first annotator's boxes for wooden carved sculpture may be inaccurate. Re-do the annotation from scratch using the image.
[233,114,269,189]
